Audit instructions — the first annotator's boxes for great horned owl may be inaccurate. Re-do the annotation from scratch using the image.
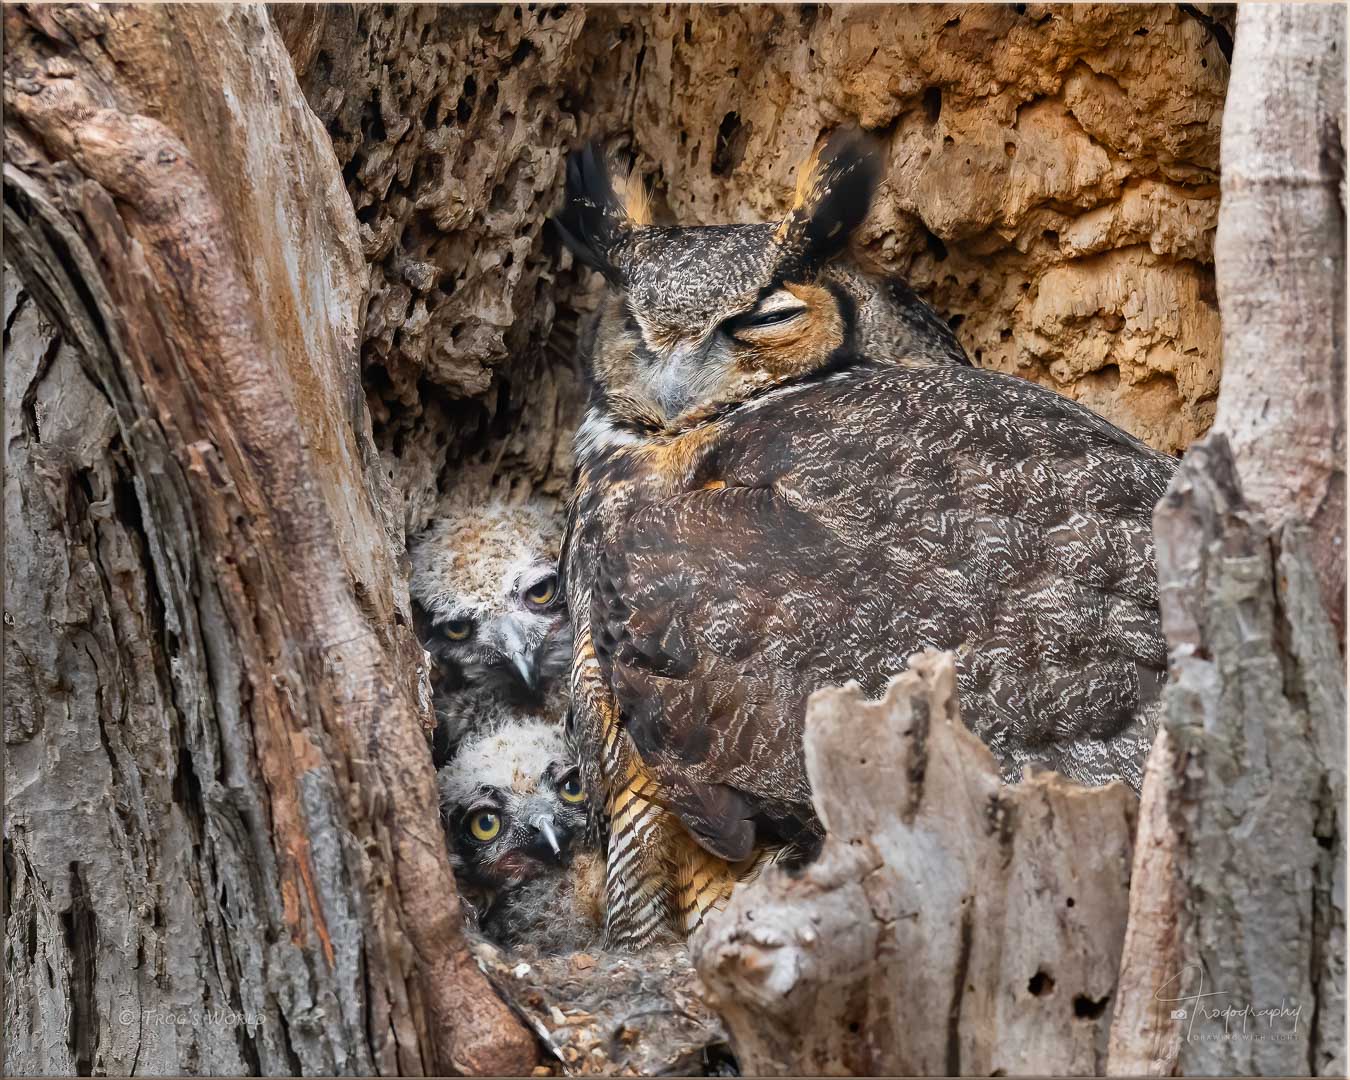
[554,130,1178,947]
[555,136,970,427]
[438,717,604,954]
[409,493,572,762]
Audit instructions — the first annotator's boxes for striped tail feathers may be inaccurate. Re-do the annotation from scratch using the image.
[571,594,772,945]
[603,757,682,948]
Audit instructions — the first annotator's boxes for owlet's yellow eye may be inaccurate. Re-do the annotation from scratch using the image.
[558,772,586,804]
[443,618,474,642]
[524,575,557,607]
[468,811,501,842]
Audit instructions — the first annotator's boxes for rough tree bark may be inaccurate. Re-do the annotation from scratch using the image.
[1212,3,1347,648]
[1104,437,1346,1077]
[5,4,1313,1079]
[3,5,534,1074]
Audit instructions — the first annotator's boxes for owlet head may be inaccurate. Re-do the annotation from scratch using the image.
[438,718,590,892]
[554,130,882,429]
[409,495,572,705]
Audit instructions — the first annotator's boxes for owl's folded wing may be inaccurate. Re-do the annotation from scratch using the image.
[588,484,830,862]
[584,365,1178,860]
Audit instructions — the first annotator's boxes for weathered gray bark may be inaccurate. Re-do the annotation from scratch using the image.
[1103,727,1186,1076]
[1105,436,1346,1077]
[1212,3,1347,648]
[692,651,1139,1076]
[3,5,534,1074]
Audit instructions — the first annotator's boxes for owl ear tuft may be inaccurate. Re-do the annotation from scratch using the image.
[775,128,883,267]
[553,142,643,286]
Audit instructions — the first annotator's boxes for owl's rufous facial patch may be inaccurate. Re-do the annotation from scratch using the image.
[731,283,844,379]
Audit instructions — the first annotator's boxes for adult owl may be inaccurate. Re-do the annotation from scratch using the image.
[410,492,571,764]
[438,717,605,953]
[555,131,1177,947]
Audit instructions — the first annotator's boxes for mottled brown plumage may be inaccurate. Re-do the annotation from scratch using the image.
[556,131,1176,946]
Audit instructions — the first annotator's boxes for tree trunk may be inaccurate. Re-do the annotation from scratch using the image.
[1104,12,1350,1069]
[3,5,534,1074]
[1212,3,1347,649]
[1107,436,1345,1077]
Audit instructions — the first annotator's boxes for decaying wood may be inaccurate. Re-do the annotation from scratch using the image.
[692,650,1138,1076]
[1107,435,1346,1077]
[3,5,533,1074]
[5,4,1338,1078]
[1212,4,1347,647]
[472,941,728,1076]
[274,3,1233,553]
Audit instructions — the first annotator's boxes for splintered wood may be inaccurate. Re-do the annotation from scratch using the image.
[692,650,1138,1076]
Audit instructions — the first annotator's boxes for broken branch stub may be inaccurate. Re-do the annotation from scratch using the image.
[692,650,1137,1076]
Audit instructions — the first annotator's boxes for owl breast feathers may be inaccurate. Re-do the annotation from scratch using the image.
[568,360,1175,864]
[555,131,1176,944]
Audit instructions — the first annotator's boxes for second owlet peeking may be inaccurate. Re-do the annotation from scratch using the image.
[410,493,572,762]
[439,717,605,954]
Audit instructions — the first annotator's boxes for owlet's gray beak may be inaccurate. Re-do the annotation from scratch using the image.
[497,613,540,692]
[529,813,561,856]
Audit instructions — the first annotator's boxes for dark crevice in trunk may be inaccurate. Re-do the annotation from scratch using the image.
[4,285,30,337]
[275,993,306,1076]
[1179,3,1235,64]
[18,318,63,443]
[60,861,99,1076]
[945,902,974,1076]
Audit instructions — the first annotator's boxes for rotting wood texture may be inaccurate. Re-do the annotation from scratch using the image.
[692,650,1138,1076]
[7,4,1344,1077]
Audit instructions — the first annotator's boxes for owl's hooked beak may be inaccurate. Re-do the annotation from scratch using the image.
[528,812,561,857]
[497,613,542,693]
